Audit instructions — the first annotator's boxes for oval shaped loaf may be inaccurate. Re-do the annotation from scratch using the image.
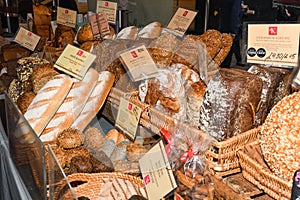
[24,74,73,136]
[71,71,114,131]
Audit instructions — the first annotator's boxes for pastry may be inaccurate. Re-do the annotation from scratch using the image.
[57,128,83,149]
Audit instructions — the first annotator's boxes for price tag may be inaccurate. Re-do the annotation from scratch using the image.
[119,45,158,82]
[14,27,41,51]
[115,98,142,140]
[167,7,198,36]
[54,44,96,80]
[97,11,110,37]
[139,140,177,200]
[89,14,101,38]
[57,7,77,28]
[96,1,117,24]
[247,24,300,67]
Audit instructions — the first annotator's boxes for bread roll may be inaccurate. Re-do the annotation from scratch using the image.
[24,74,73,136]
[105,129,119,143]
[71,71,114,131]
[40,68,99,142]
[77,23,94,44]
[116,26,138,40]
[138,22,162,39]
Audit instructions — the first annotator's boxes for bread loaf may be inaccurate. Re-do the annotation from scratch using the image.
[116,26,138,40]
[40,68,99,142]
[260,91,300,182]
[24,74,73,136]
[71,71,114,131]
[248,65,292,126]
[138,22,162,39]
[199,68,262,141]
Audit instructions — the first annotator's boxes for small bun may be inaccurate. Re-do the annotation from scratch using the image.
[77,23,94,44]
[105,129,119,143]
[57,128,83,149]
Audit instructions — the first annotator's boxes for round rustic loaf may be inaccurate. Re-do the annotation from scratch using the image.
[260,91,300,182]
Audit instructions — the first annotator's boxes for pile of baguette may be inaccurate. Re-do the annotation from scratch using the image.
[16,65,114,143]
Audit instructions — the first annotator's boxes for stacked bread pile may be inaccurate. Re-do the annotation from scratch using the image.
[6,57,115,144]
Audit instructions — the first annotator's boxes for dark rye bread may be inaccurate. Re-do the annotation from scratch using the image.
[248,65,292,126]
[199,68,262,141]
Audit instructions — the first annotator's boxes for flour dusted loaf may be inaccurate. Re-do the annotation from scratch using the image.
[24,74,73,136]
[71,71,114,131]
[40,68,99,142]
[260,91,300,182]
[199,68,262,141]
[138,21,162,39]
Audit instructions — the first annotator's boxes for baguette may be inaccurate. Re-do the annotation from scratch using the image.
[71,71,114,131]
[40,68,99,142]
[24,74,73,136]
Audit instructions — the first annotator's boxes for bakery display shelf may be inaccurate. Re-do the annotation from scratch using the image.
[238,140,292,200]
[206,126,261,173]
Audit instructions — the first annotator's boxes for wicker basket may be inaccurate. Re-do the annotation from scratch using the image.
[206,126,261,172]
[238,141,292,200]
[52,172,147,200]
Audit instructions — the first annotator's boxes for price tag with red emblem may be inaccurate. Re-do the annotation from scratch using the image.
[14,27,41,51]
[119,45,158,82]
[115,97,142,140]
[139,140,177,200]
[54,44,96,80]
[96,1,117,24]
[57,7,77,28]
[167,7,198,36]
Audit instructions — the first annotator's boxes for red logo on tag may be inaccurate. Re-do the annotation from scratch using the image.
[269,26,277,35]
[105,2,108,6]
[144,175,151,185]
[65,9,69,14]
[77,50,83,56]
[27,32,32,37]
[183,11,188,16]
[131,51,138,58]
[128,103,132,110]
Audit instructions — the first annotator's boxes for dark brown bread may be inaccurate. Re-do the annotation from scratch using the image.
[248,65,292,126]
[199,68,262,141]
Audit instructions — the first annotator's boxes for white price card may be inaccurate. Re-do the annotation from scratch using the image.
[115,97,142,141]
[119,45,158,82]
[14,27,41,51]
[139,140,177,200]
[247,23,300,67]
[54,44,96,80]
[56,7,77,28]
[167,7,198,36]
[96,0,117,24]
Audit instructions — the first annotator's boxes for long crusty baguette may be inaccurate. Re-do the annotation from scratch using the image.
[40,68,99,142]
[24,74,73,136]
[71,71,114,131]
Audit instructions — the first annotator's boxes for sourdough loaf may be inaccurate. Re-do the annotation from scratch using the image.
[199,68,262,141]
[24,74,73,136]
